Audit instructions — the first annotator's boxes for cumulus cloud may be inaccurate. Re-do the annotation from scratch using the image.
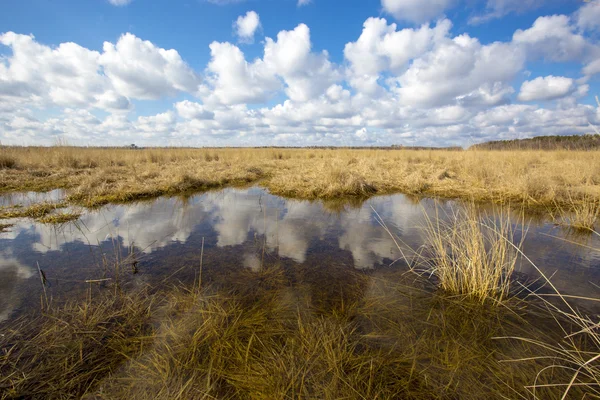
[393,35,525,107]
[263,24,340,102]
[381,0,454,24]
[517,76,575,102]
[344,18,451,96]
[234,11,261,43]
[100,33,201,100]
[201,41,281,105]
[575,0,600,32]
[175,100,215,120]
[512,15,588,62]
[0,31,199,114]
[1,9,600,148]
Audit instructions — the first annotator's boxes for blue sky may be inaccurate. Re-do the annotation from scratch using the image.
[1,0,599,147]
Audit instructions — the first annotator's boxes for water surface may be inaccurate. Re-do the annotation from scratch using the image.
[1,187,599,322]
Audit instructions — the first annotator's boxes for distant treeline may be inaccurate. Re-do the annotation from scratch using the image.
[471,134,600,151]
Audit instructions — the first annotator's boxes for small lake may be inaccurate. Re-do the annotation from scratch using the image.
[1,187,599,322]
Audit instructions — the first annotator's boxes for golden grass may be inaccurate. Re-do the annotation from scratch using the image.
[0,147,599,210]
[37,211,81,224]
[419,206,523,304]
[553,194,600,231]
[0,202,66,220]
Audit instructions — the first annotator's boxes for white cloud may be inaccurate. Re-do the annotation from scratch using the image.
[234,11,261,43]
[108,0,133,6]
[201,41,281,105]
[175,100,215,120]
[344,18,451,80]
[297,0,311,6]
[392,35,525,107]
[100,33,201,100]
[513,15,588,62]
[381,0,454,24]
[0,32,119,110]
[517,76,575,102]
[512,14,600,76]
[575,0,600,32]
[263,24,340,102]
[1,11,600,148]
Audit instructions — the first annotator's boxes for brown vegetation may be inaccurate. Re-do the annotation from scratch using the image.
[0,271,586,400]
[1,147,599,213]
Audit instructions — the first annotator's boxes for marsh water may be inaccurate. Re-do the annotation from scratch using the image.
[1,187,599,322]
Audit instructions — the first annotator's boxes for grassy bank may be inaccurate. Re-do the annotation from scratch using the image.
[1,147,599,212]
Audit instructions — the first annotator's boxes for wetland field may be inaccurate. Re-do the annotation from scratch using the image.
[0,146,599,399]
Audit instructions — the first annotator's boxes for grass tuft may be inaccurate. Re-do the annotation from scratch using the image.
[0,202,66,220]
[37,211,81,224]
[420,205,523,304]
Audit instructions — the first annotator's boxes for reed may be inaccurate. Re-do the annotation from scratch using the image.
[419,205,523,304]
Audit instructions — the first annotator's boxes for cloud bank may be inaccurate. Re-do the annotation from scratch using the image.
[0,4,599,147]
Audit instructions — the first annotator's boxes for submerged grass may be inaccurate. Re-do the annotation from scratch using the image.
[498,230,600,399]
[0,262,591,399]
[0,291,153,399]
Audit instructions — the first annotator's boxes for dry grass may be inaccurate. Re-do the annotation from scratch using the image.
[37,211,82,224]
[0,147,599,210]
[418,205,523,304]
[0,202,66,220]
[553,194,600,231]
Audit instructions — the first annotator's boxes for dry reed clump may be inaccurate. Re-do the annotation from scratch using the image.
[0,291,153,399]
[0,202,66,220]
[419,205,523,304]
[0,153,18,170]
[37,211,82,224]
[553,194,600,231]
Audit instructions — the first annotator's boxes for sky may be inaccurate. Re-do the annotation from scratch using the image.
[1,0,600,147]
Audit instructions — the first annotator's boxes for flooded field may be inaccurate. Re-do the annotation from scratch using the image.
[1,187,599,398]
[1,187,599,321]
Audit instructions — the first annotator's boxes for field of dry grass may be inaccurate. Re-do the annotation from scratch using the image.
[1,146,599,212]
